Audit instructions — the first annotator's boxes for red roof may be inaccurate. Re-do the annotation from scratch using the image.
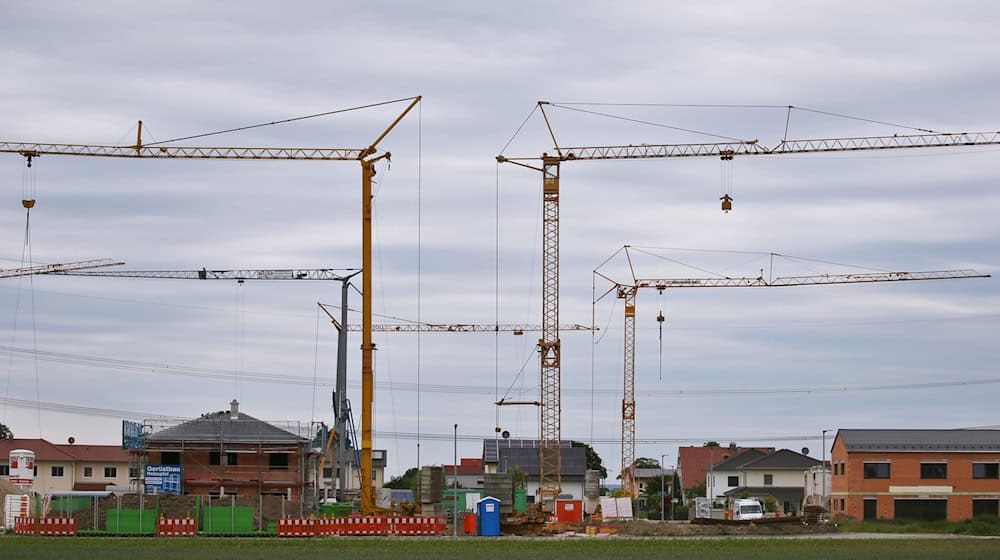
[0,439,79,462]
[442,457,483,476]
[0,439,129,463]
[56,444,130,462]
[677,445,772,489]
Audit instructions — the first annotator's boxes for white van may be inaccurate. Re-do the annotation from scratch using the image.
[732,498,764,520]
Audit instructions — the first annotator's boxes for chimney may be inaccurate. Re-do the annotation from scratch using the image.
[230,399,240,420]
[728,442,737,453]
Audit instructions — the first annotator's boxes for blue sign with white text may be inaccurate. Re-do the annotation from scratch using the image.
[145,464,182,494]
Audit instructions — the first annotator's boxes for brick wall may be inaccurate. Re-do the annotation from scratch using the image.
[831,438,1000,521]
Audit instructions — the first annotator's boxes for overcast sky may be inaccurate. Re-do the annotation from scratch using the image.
[1,1,998,482]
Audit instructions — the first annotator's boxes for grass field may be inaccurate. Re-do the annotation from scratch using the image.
[2,536,998,560]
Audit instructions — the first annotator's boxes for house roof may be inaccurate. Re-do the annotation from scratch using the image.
[56,444,130,462]
[836,429,1000,452]
[722,486,805,503]
[483,438,572,464]
[146,411,306,445]
[706,449,767,472]
[493,446,587,477]
[635,467,675,480]
[443,458,484,476]
[741,449,820,470]
[0,439,84,462]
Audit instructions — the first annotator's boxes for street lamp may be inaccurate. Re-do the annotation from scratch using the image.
[660,453,668,522]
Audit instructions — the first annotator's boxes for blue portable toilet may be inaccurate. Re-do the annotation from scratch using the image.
[476,496,501,536]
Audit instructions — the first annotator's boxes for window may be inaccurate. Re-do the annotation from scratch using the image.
[727,476,739,487]
[863,463,891,479]
[104,466,118,478]
[322,467,333,479]
[51,466,65,477]
[840,498,845,511]
[973,499,998,517]
[920,463,947,479]
[0,465,9,476]
[841,462,846,476]
[973,463,999,479]
[763,474,773,486]
[83,466,93,478]
[269,453,289,470]
[209,452,238,466]
[129,466,140,479]
[161,452,180,464]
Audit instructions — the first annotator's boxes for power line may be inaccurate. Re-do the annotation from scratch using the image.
[2,343,996,398]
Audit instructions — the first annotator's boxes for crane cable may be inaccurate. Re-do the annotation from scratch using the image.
[3,156,43,435]
[233,279,246,401]
[372,156,401,470]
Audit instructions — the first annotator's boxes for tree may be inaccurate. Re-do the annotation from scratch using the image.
[571,441,608,479]
[703,441,720,447]
[633,457,661,469]
[685,481,706,500]
[384,467,419,490]
[0,423,12,439]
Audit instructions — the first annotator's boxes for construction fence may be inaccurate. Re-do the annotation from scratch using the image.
[46,493,312,535]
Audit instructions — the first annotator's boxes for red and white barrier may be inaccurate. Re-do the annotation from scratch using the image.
[276,517,317,537]
[13,517,77,536]
[156,517,197,537]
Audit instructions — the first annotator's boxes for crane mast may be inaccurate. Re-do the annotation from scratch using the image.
[498,100,1000,512]
[1,96,421,514]
[600,262,990,497]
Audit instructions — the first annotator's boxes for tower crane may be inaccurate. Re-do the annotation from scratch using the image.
[0,258,123,278]
[594,247,991,497]
[1,95,421,514]
[317,301,595,498]
[497,100,1000,510]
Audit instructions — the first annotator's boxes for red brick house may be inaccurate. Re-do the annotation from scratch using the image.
[831,429,1000,521]
[144,400,313,500]
[676,443,772,501]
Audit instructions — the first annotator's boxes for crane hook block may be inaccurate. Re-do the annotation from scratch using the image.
[22,199,36,209]
[720,194,733,213]
[656,311,665,323]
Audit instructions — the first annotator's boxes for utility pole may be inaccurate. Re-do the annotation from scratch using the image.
[453,423,458,537]
[660,453,667,522]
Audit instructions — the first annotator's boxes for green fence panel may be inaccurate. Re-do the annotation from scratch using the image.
[320,503,353,517]
[201,506,255,534]
[49,496,93,514]
[104,508,158,534]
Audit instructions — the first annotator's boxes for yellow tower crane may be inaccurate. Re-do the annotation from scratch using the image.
[497,101,1000,511]
[594,246,991,497]
[1,96,421,514]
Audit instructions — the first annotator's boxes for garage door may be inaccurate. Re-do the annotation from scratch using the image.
[894,499,947,521]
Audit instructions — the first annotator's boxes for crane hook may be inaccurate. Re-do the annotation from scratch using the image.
[721,193,733,213]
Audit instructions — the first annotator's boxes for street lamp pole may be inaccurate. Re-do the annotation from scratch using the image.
[453,423,458,537]
[660,453,667,522]
[822,429,831,511]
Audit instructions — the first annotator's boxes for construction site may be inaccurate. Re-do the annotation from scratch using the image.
[0,5,999,553]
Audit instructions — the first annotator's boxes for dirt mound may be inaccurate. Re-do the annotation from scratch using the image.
[611,519,838,537]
